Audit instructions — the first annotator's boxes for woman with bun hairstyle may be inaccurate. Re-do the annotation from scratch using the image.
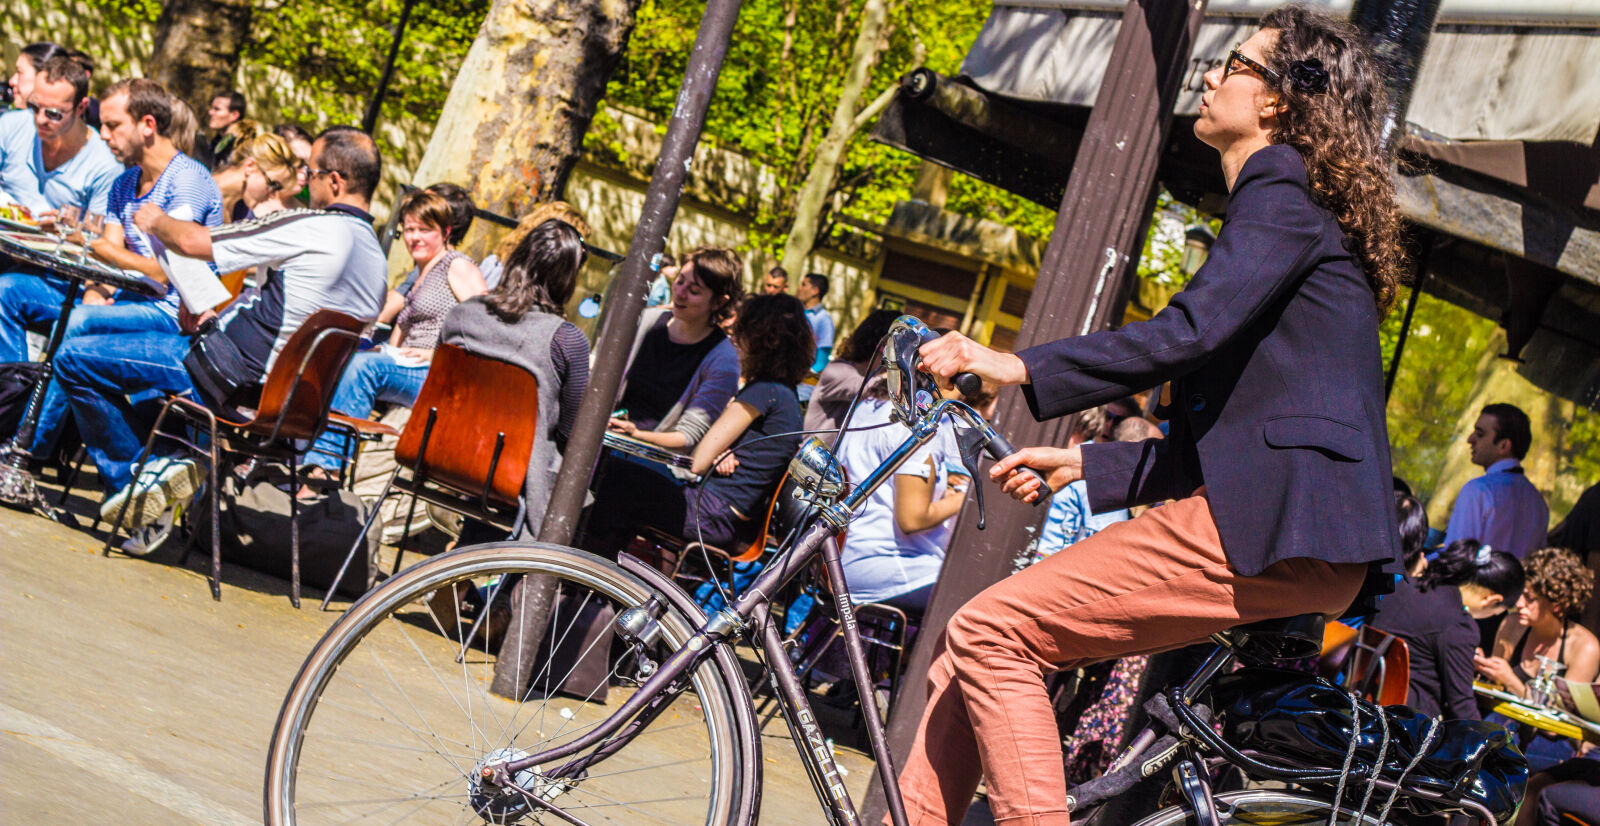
[1369,533,1524,719]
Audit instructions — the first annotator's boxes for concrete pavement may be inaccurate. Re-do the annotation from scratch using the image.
[0,504,890,823]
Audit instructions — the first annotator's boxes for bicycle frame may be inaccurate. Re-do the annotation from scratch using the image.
[491,398,974,826]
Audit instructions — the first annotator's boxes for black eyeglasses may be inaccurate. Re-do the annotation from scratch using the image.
[1224,49,1281,85]
[26,102,70,123]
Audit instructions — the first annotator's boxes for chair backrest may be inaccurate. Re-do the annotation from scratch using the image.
[1343,625,1411,706]
[247,309,365,442]
[395,341,539,507]
[726,471,798,563]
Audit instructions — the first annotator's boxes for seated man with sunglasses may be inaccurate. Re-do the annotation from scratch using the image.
[0,55,121,218]
[0,76,223,469]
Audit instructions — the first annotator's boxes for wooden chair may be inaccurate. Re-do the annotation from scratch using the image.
[103,310,366,607]
[641,472,806,596]
[320,341,540,610]
[1321,622,1412,706]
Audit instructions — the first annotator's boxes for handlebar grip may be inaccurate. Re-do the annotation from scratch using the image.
[984,430,1053,505]
[916,327,984,398]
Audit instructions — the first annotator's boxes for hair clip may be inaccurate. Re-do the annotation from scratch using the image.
[1287,58,1329,94]
[1476,544,1494,566]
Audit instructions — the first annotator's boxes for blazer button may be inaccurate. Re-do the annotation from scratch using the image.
[1189,393,1207,413]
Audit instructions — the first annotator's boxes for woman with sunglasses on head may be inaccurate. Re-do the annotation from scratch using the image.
[909,6,1409,823]
[211,133,302,224]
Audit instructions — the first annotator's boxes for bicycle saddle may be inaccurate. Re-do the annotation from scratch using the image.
[1221,612,1326,661]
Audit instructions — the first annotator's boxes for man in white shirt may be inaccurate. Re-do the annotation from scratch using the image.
[52,126,387,536]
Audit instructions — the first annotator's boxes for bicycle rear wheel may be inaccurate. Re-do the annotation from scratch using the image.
[1131,790,1389,826]
[265,542,747,825]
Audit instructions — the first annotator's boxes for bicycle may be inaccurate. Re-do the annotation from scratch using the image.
[265,316,1519,825]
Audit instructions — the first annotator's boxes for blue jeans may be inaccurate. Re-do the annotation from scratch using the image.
[54,331,197,492]
[0,272,179,454]
[304,350,429,470]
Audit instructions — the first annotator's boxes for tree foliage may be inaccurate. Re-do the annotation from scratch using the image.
[244,0,484,128]
[596,0,1056,259]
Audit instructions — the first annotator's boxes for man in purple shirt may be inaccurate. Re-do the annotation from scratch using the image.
[1443,402,1550,558]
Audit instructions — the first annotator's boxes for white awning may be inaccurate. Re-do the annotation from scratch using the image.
[961,2,1600,143]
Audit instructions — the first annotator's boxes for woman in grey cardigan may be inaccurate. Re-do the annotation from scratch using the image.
[439,219,591,539]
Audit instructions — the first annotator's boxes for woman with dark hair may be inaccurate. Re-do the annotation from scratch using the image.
[436,219,592,536]
[905,6,1411,820]
[606,246,747,454]
[803,308,899,443]
[302,189,486,479]
[586,293,810,557]
[9,42,66,107]
[1369,536,1523,720]
[1478,546,1598,770]
[1396,491,1430,577]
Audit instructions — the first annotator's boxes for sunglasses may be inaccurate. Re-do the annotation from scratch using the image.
[1224,49,1281,85]
[299,163,337,180]
[26,102,71,123]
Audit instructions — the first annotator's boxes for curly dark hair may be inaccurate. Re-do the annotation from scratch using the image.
[1523,547,1595,621]
[1259,5,1410,314]
[731,294,814,386]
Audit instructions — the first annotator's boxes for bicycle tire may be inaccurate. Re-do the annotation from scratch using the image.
[265,542,748,825]
[1130,789,1391,826]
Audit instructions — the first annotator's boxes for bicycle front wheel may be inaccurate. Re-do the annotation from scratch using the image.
[265,542,746,825]
[1131,790,1391,826]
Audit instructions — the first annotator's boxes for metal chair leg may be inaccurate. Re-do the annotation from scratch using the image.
[56,446,87,508]
[288,454,301,609]
[207,421,222,601]
[320,468,398,611]
[391,486,422,576]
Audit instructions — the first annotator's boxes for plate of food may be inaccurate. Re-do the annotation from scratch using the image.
[0,202,39,232]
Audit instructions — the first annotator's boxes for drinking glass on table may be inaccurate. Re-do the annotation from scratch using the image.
[78,213,105,264]
[54,204,80,255]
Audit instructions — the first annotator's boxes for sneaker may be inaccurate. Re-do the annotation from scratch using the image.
[119,499,182,557]
[100,457,202,530]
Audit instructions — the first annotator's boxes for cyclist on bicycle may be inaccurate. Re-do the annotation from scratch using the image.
[908,6,1407,824]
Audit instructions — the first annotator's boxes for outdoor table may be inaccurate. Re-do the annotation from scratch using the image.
[602,430,698,475]
[0,228,164,510]
[1474,680,1600,744]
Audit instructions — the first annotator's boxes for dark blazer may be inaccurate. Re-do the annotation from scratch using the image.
[1017,144,1398,577]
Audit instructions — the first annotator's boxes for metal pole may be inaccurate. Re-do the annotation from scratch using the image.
[538,0,745,546]
[1350,0,1443,148]
[1385,230,1432,398]
[861,1,1207,821]
[490,0,745,700]
[362,0,419,135]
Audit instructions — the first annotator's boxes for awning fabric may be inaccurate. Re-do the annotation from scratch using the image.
[962,4,1600,144]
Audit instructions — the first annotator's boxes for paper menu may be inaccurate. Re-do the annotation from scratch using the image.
[1554,677,1600,724]
[156,250,233,313]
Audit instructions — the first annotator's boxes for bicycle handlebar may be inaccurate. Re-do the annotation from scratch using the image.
[916,327,1052,504]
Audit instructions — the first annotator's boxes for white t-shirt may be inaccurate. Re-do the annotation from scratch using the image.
[209,205,388,381]
[835,399,955,605]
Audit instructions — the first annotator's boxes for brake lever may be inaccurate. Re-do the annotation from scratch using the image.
[955,422,989,530]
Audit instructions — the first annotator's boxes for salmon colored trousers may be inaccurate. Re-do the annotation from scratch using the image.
[892,490,1367,826]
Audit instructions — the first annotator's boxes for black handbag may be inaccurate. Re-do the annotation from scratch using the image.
[1212,668,1527,824]
[182,322,259,411]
